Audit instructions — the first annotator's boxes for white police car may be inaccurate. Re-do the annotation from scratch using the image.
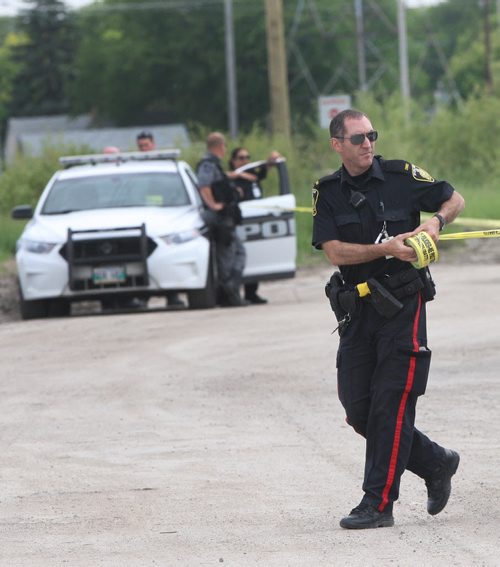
[11,150,296,319]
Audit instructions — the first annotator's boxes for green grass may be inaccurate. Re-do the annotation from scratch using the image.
[456,184,500,222]
[0,215,25,263]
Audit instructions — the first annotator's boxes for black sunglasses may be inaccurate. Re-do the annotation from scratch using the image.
[333,130,378,145]
[236,154,251,160]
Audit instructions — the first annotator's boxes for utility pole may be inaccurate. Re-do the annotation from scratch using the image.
[224,0,238,138]
[354,0,367,91]
[397,0,410,122]
[481,0,493,94]
[265,0,291,137]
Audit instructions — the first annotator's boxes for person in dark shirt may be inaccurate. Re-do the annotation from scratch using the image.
[197,133,248,307]
[312,108,465,530]
[136,131,185,308]
[228,147,282,304]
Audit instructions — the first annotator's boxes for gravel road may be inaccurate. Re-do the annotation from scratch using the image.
[1,246,499,566]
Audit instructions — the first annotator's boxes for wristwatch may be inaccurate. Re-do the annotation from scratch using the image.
[433,213,446,232]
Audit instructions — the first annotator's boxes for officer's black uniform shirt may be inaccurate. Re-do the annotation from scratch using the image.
[312,155,454,284]
[236,163,268,201]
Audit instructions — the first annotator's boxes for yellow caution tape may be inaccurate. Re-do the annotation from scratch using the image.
[404,231,439,269]
[404,229,500,268]
[439,229,500,241]
[247,206,500,229]
[244,203,313,213]
[422,214,500,229]
[353,227,500,297]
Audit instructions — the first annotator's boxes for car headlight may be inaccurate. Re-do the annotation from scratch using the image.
[18,239,57,254]
[160,229,200,245]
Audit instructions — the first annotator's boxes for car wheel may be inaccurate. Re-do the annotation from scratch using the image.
[187,252,217,309]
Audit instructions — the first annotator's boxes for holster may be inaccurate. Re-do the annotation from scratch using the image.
[325,272,358,335]
[366,278,404,318]
[325,272,347,323]
[419,267,436,302]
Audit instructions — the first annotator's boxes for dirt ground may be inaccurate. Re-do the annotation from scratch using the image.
[1,240,499,566]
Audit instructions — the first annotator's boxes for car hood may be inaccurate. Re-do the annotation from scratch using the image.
[21,206,202,243]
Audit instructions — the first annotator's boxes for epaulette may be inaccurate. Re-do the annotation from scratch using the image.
[379,156,435,183]
[313,169,341,189]
[378,158,410,174]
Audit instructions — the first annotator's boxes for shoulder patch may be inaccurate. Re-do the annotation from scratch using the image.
[312,186,319,216]
[411,164,435,183]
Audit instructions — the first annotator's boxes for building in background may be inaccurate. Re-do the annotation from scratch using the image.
[3,115,190,165]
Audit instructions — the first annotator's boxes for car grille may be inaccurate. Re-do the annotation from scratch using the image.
[60,224,157,291]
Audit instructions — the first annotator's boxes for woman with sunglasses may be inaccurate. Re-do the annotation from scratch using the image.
[228,148,282,304]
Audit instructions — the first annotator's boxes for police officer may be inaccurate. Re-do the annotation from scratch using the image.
[197,132,247,307]
[228,148,283,304]
[312,109,465,529]
[136,131,185,308]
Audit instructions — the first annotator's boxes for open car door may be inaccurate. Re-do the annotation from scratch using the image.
[235,159,297,283]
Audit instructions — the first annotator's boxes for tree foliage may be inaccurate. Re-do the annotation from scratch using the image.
[8,0,79,117]
[0,0,497,132]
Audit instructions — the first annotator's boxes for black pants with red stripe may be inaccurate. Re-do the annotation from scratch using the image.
[336,292,447,513]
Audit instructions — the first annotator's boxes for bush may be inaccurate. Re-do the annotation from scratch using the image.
[0,143,93,213]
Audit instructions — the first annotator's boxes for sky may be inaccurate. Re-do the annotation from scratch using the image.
[0,0,446,18]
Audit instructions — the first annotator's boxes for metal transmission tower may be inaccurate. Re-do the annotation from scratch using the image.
[286,0,399,102]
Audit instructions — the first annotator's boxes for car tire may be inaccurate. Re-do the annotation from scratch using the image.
[187,250,217,310]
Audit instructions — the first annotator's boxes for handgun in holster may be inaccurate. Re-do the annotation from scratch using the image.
[418,267,436,302]
[325,272,347,323]
[366,278,404,318]
[325,272,358,335]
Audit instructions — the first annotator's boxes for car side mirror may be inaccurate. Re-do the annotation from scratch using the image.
[11,205,34,220]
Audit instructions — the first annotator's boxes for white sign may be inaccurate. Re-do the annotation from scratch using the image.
[318,95,352,129]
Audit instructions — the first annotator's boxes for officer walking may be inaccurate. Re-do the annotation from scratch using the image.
[312,109,465,529]
[197,132,247,307]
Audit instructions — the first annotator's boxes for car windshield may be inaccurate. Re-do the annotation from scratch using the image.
[41,172,191,214]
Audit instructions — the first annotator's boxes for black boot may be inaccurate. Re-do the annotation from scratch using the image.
[426,449,460,515]
[340,504,394,530]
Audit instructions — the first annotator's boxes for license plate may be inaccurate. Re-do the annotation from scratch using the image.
[92,266,126,285]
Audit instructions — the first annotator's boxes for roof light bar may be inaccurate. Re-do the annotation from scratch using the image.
[59,149,181,167]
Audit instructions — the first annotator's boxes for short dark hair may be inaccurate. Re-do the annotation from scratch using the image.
[137,131,154,142]
[329,109,367,138]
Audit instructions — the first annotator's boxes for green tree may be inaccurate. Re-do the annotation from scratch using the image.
[71,0,228,127]
[406,0,496,103]
[8,0,79,116]
[0,31,25,125]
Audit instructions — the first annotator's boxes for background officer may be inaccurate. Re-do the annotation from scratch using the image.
[312,108,465,529]
[196,132,247,307]
[228,147,283,304]
[136,131,185,308]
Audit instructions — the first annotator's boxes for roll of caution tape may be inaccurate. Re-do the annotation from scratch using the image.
[404,231,439,269]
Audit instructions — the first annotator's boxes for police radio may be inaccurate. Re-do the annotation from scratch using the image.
[349,190,367,209]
